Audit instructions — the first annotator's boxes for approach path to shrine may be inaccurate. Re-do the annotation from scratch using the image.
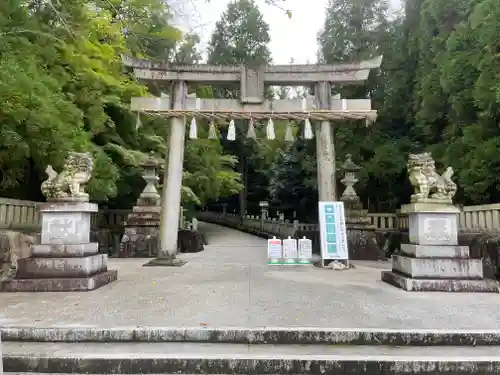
[2,222,500,329]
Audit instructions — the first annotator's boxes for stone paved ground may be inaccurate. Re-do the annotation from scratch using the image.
[2,222,500,329]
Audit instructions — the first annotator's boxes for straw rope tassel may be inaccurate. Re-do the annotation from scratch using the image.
[303,118,313,139]
[135,112,142,130]
[247,118,257,139]
[208,120,218,139]
[284,123,294,142]
[266,118,275,140]
[227,119,236,141]
[189,117,198,139]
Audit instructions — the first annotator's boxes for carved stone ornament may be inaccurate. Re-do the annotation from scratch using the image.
[407,152,457,204]
[41,152,93,202]
[240,65,265,104]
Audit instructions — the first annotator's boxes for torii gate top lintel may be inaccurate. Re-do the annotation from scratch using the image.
[123,55,383,104]
[122,55,382,74]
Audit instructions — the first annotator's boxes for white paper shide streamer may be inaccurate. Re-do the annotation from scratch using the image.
[189,98,201,139]
[135,112,142,130]
[208,120,218,139]
[284,123,294,142]
[301,97,313,139]
[189,117,197,139]
[366,113,377,127]
[266,118,275,140]
[341,99,348,112]
[227,119,236,141]
[303,118,313,139]
[247,118,256,139]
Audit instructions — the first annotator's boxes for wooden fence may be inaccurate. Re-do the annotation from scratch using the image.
[200,203,500,235]
[366,204,500,233]
[0,198,130,232]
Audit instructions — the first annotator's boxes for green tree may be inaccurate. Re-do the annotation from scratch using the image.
[316,0,396,211]
[207,0,272,216]
[0,0,239,210]
[437,0,500,203]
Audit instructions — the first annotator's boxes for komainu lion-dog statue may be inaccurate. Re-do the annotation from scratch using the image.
[407,152,457,204]
[41,152,93,201]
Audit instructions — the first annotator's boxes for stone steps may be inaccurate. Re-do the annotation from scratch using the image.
[3,341,500,374]
[4,327,500,374]
[3,326,500,345]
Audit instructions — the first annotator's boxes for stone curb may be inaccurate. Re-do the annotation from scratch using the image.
[2,326,500,345]
[4,355,500,374]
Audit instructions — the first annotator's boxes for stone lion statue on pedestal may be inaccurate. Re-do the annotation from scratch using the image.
[407,152,457,204]
[41,152,93,201]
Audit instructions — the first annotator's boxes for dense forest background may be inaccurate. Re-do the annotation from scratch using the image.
[1,0,499,223]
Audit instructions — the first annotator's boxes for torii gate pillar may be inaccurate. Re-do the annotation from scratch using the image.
[155,81,188,266]
[315,81,337,201]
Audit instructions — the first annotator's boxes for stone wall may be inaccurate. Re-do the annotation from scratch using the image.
[0,229,38,279]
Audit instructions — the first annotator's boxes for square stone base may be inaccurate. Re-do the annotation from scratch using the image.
[382,271,498,293]
[0,270,117,292]
[40,202,97,245]
[408,211,459,246]
[392,254,483,279]
[32,243,99,258]
[401,243,469,258]
[17,254,108,278]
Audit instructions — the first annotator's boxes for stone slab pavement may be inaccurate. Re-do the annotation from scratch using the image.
[1,222,500,329]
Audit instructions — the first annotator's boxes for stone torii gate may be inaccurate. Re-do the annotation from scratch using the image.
[124,57,382,266]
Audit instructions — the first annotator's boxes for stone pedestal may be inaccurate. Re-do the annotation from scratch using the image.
[382,203,498,292]
[119,206,160,257]
[119,153,162,258]
[344,207,384,260]
[338,154,383,260]
[0,202,117,292]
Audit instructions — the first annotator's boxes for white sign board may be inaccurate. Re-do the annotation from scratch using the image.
[318,201,349,260]
[298,237,312,264]
[267,237,282,265]
[282,237,298,264]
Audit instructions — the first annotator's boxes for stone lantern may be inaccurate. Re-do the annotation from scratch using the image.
[119,152,162,257]
[340,154,371,225]
[340,154,362,208]
[337,154,383,260]
[138,152,160,206]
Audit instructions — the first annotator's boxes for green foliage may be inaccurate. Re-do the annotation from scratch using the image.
[207,0,273,215]
[0,0,240,209]
[224,0,500,215]
[4,0,500,216]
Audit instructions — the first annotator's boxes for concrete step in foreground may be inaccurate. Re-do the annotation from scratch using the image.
[4,341,500,374]
[3,326,500,345]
